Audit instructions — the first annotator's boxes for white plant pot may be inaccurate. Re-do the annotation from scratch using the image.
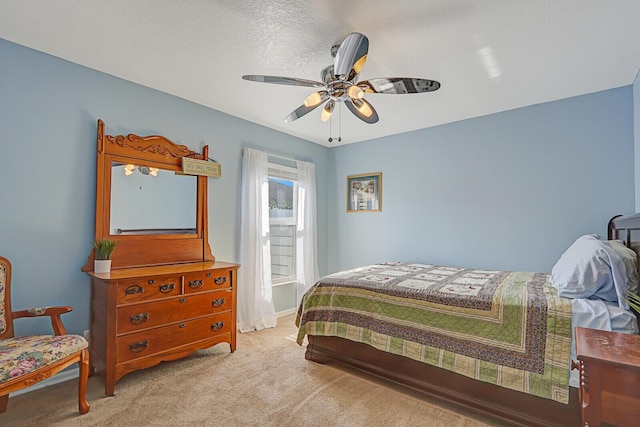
[94,259,112,274]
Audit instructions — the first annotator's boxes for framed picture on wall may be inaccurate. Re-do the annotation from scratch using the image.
[347,172,382,212]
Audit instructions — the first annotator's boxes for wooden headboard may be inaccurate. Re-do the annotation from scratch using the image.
[609,213,640,259]
[609,213,640,326]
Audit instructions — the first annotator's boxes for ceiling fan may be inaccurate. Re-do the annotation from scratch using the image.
[242,32,441,125]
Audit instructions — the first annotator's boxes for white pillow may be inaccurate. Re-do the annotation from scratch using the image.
[551,234,628,306]
[606,239,639,294]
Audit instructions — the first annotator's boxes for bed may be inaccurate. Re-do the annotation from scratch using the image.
[296,214,640,426]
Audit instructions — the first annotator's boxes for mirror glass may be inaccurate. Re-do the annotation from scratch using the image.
[110,162,197,235]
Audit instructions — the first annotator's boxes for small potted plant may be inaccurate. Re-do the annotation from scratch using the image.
[626,291,640,315]
[93,239,118,273]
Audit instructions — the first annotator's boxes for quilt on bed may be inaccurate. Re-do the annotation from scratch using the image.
[296,262,573,403]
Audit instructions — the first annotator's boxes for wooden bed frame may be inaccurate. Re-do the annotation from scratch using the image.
[303,213,640,426]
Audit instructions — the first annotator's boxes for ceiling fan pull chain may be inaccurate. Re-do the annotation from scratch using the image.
[338,103,342,143]
[328,113,333,143]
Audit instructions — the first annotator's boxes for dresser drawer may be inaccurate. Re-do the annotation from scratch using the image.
[116,275,181,304]
[116,312,231,363]
[116,290,233,334]
[184,269,231,294]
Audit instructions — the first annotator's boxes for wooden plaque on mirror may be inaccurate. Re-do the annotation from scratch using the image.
[81,119,214,271]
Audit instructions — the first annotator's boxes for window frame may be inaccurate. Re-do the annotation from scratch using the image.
[267,161,298,286]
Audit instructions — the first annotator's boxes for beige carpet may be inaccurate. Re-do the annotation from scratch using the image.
[1,315,502,426]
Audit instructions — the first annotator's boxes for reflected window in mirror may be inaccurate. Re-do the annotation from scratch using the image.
[110,162,197,235]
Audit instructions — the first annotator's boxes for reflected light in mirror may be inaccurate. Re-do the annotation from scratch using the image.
[123,165,160,177]
[111,162,197,235]
[139,166,158,176]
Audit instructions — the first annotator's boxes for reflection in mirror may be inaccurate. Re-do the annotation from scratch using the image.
[110,162,197,235]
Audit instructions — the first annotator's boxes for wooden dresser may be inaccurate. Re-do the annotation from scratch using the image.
[88,261,238,395]
[82,120,239,395]
[574,327,640,427]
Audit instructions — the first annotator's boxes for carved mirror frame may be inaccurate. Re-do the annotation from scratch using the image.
[82,119,214,271]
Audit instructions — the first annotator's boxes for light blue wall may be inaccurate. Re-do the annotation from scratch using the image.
[329,88,635,273]
[0,38,329,336]
[1,37,637,337]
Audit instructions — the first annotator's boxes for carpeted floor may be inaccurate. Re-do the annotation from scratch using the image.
[1,315,503,426]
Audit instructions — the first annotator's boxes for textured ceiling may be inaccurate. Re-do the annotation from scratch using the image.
[1,1,640,147]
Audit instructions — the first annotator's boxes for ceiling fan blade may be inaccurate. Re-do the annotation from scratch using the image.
[334,33,369,80]
[284,93,330,123]
[359,78,441,94]
[242,75,325,89]
[345,98,379,124]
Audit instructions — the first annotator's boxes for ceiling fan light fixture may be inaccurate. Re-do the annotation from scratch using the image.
[353,98,373,118]
[321,101,335,122]
[303,91,324,108]
[347,85,364,99]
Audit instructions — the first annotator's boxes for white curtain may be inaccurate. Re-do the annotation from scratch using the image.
[295,160,319,305]
[238,148,277,332]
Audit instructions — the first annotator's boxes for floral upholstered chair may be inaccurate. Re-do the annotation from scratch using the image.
[0,256,90,414]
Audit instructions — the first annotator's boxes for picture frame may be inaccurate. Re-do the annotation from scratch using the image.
[347,172,382,212]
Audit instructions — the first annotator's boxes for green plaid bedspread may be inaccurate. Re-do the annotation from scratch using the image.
[296,262,573,403]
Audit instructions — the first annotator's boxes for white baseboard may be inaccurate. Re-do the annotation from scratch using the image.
[276,307,297,318]
[10,367,79,397]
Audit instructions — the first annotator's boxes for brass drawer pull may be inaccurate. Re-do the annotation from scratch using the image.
[125,285,143,295]
[179,298,186,303]
[130,313,149,325]
[178,323,186,328]
[206,273,212,278]
[189,279,203,289]
[214,277,227,285]
[148,279,156,284]
[212,298,225,308]
[211,321,225,331]
[159,283,175,293]
[129,340,148,353]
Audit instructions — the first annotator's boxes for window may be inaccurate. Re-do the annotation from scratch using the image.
[268,162,298,285]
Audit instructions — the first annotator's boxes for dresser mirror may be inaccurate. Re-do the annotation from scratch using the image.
[81,119,214,271]
[110,161,197,235]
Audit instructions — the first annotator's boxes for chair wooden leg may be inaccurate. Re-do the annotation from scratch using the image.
[78,348,90,414]
[0,394,8,413]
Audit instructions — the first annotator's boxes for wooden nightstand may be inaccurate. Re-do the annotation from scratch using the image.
[574,327,640,426]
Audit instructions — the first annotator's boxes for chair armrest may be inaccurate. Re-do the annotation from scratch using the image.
[13,306,74,335]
